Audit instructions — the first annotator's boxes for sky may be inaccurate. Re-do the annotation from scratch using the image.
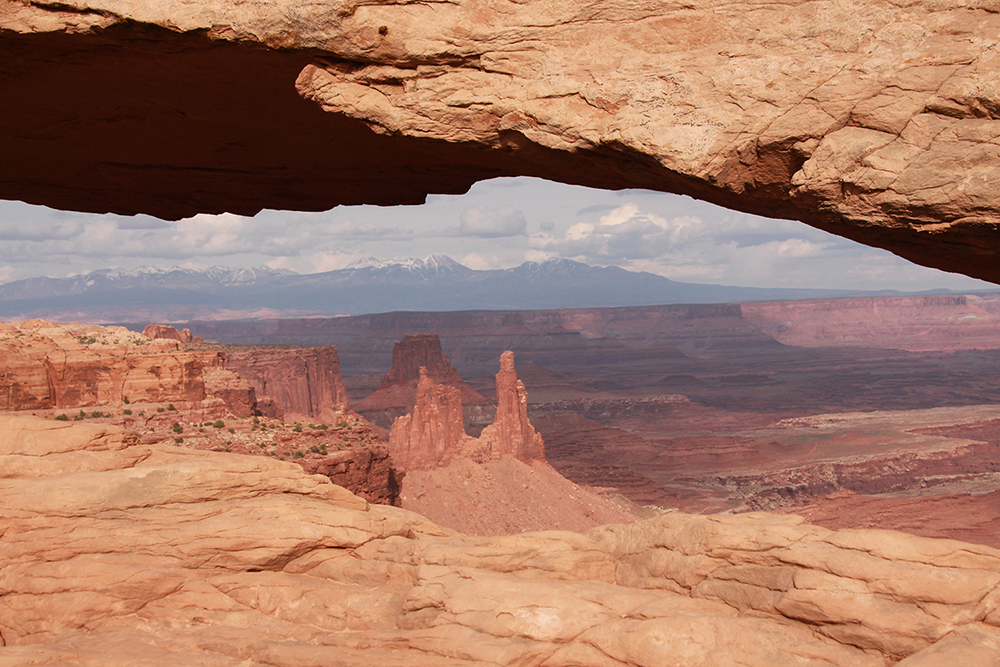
[0,176,994,293]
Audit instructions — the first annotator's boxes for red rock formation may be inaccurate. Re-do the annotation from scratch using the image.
[7,1,1000,286]
[389,352,543,471]
[0,320,253,417]
[389,368,478,471]
[479,351,545,463]
[225,346,350,422]
[386,353,623,533]
[142,323,193,343]
[356,333,489,411]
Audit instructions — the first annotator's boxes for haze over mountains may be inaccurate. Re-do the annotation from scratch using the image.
[0,255,975,322]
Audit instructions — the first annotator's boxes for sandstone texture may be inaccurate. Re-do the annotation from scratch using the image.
[390,351,542,471]
[4,415,1000,665]
[142,323,198,343]
[225,345,351,422]
[4,1,1000,282]
[0,319,251,415]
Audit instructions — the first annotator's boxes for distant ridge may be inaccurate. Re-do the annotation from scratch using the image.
[0,256,971,322]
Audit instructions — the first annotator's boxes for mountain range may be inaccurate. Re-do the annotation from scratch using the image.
[0,255,971,322]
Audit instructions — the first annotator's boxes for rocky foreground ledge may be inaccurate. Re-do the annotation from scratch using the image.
[2,416,1000,666]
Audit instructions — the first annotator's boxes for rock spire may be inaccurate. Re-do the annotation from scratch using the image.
[389,351,544,472]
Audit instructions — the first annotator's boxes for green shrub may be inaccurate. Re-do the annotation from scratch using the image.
[171,423,182,434]
[123,396,130,404]
[228,427,235,434]
[54,414,70,421]
[123,409,132,416]
[293,423,303,433]
[90,411,106,418]
[156,407,165,413]
[174,437,183,444]
[293,451,304,459]
[212,420,225,429]
[167,403,176,411]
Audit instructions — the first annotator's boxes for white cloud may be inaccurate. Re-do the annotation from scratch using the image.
[532,204,705,261]
[461,252,506,270]
[266,251,367,274]
[451,205,527,237]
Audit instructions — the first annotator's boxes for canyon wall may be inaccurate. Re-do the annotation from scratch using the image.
[0,319,252,414]
[225,346,350,422]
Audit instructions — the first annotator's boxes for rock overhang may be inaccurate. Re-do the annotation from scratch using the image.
[3,0,1000,283]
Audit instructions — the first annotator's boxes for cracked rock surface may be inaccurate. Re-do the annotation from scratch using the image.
[3,0,1000,281]
[3,416,1000,665]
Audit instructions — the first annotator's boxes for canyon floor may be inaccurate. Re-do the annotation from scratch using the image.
[185,293,1000,550]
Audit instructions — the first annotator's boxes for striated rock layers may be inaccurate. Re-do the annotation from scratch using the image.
[6,1,1000,283]
[0,319,254,416]
[225,346,350,422]
[355,333,491,430]
[390,351,542,472]
[390,352,638,534]
[4,415,1000,666]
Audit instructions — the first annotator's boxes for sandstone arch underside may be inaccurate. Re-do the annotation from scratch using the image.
[3,0,1000,283]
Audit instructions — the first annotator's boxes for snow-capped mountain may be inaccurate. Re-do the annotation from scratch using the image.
[0,256,914,322]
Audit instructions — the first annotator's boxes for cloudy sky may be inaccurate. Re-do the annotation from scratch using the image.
[0,177,994,292]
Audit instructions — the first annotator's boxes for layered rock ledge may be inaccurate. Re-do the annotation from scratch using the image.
[3,415,1000,666]
[3,0,1000,282]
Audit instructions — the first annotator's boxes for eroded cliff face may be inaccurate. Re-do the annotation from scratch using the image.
[389,351,543,471]
[0,319,251,413]
[3,0,1000,282]
[225,346,350,422]
[3,415,1000,666]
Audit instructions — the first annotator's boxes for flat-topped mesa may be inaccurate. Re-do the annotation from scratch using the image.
[0,319,255,417]
[363,333,489,408]
[142,323,200,344]
[480,350,545,463]
[225,346,350,423]
[389,351,544,472]
[355,333,490,430]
